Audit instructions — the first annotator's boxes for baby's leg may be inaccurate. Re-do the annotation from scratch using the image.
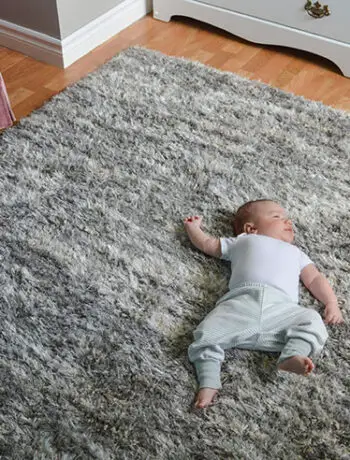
[188,320,226,408]
[188,287,261,408]
[277,308,328,376]
[259,290,329,377]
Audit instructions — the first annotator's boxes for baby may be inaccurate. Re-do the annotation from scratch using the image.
[184,199,344,409]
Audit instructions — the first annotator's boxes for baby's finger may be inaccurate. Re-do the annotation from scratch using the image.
[329,315,339,325]
[329,315,337,324]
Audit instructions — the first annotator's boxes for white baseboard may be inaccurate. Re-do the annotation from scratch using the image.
[0,21,63,66]
[0,0,152,68]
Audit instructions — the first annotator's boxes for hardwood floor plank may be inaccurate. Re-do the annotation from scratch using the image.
[8,87,34,108]
[3,56,56,92]
[254,53,293,85]
[12,87,57,120]
[242,49,274,74]
[0,47,27,73]
[274,69,299,91]
[182,48,214,63]
[226,46,262,72]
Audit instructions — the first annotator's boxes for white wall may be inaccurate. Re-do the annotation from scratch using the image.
[56,0,126,39]
[0,0,61,38]
[0,0,129,39]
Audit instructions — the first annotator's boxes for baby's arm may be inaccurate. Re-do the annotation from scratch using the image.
[184,216,221,257]
[300,264,344,324]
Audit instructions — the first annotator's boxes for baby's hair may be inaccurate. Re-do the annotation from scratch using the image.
[233,199,275,235]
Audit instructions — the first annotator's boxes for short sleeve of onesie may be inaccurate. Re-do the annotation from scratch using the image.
[220,237,237,261]
[299,249,313,270]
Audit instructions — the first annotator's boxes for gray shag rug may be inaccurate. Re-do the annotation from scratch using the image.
[1,46,350,459]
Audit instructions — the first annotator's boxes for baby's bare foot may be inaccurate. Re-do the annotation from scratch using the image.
[278,356,315,376]
[194,388,218,408]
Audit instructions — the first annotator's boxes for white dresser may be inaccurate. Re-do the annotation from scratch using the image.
[153,0,350,77]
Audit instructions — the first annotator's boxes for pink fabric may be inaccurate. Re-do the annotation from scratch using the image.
[0,73,15,129]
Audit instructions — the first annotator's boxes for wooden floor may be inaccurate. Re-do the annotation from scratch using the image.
[1,14,350,123]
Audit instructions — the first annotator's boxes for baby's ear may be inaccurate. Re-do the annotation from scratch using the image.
[243,222,258,234]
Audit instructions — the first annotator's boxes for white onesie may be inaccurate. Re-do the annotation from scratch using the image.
[220,233,313,302]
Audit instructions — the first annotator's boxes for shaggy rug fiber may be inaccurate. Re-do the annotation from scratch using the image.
[0,47,349,459]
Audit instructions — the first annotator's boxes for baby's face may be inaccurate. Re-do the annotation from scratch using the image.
[248,202,294,243]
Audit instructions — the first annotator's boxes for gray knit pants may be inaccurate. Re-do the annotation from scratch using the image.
[188,283,328,389]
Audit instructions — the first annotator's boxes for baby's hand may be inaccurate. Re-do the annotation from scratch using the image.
[184,215,202,229]
[324,302,344,325]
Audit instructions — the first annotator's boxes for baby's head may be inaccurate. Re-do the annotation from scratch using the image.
[233,199,294,243]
